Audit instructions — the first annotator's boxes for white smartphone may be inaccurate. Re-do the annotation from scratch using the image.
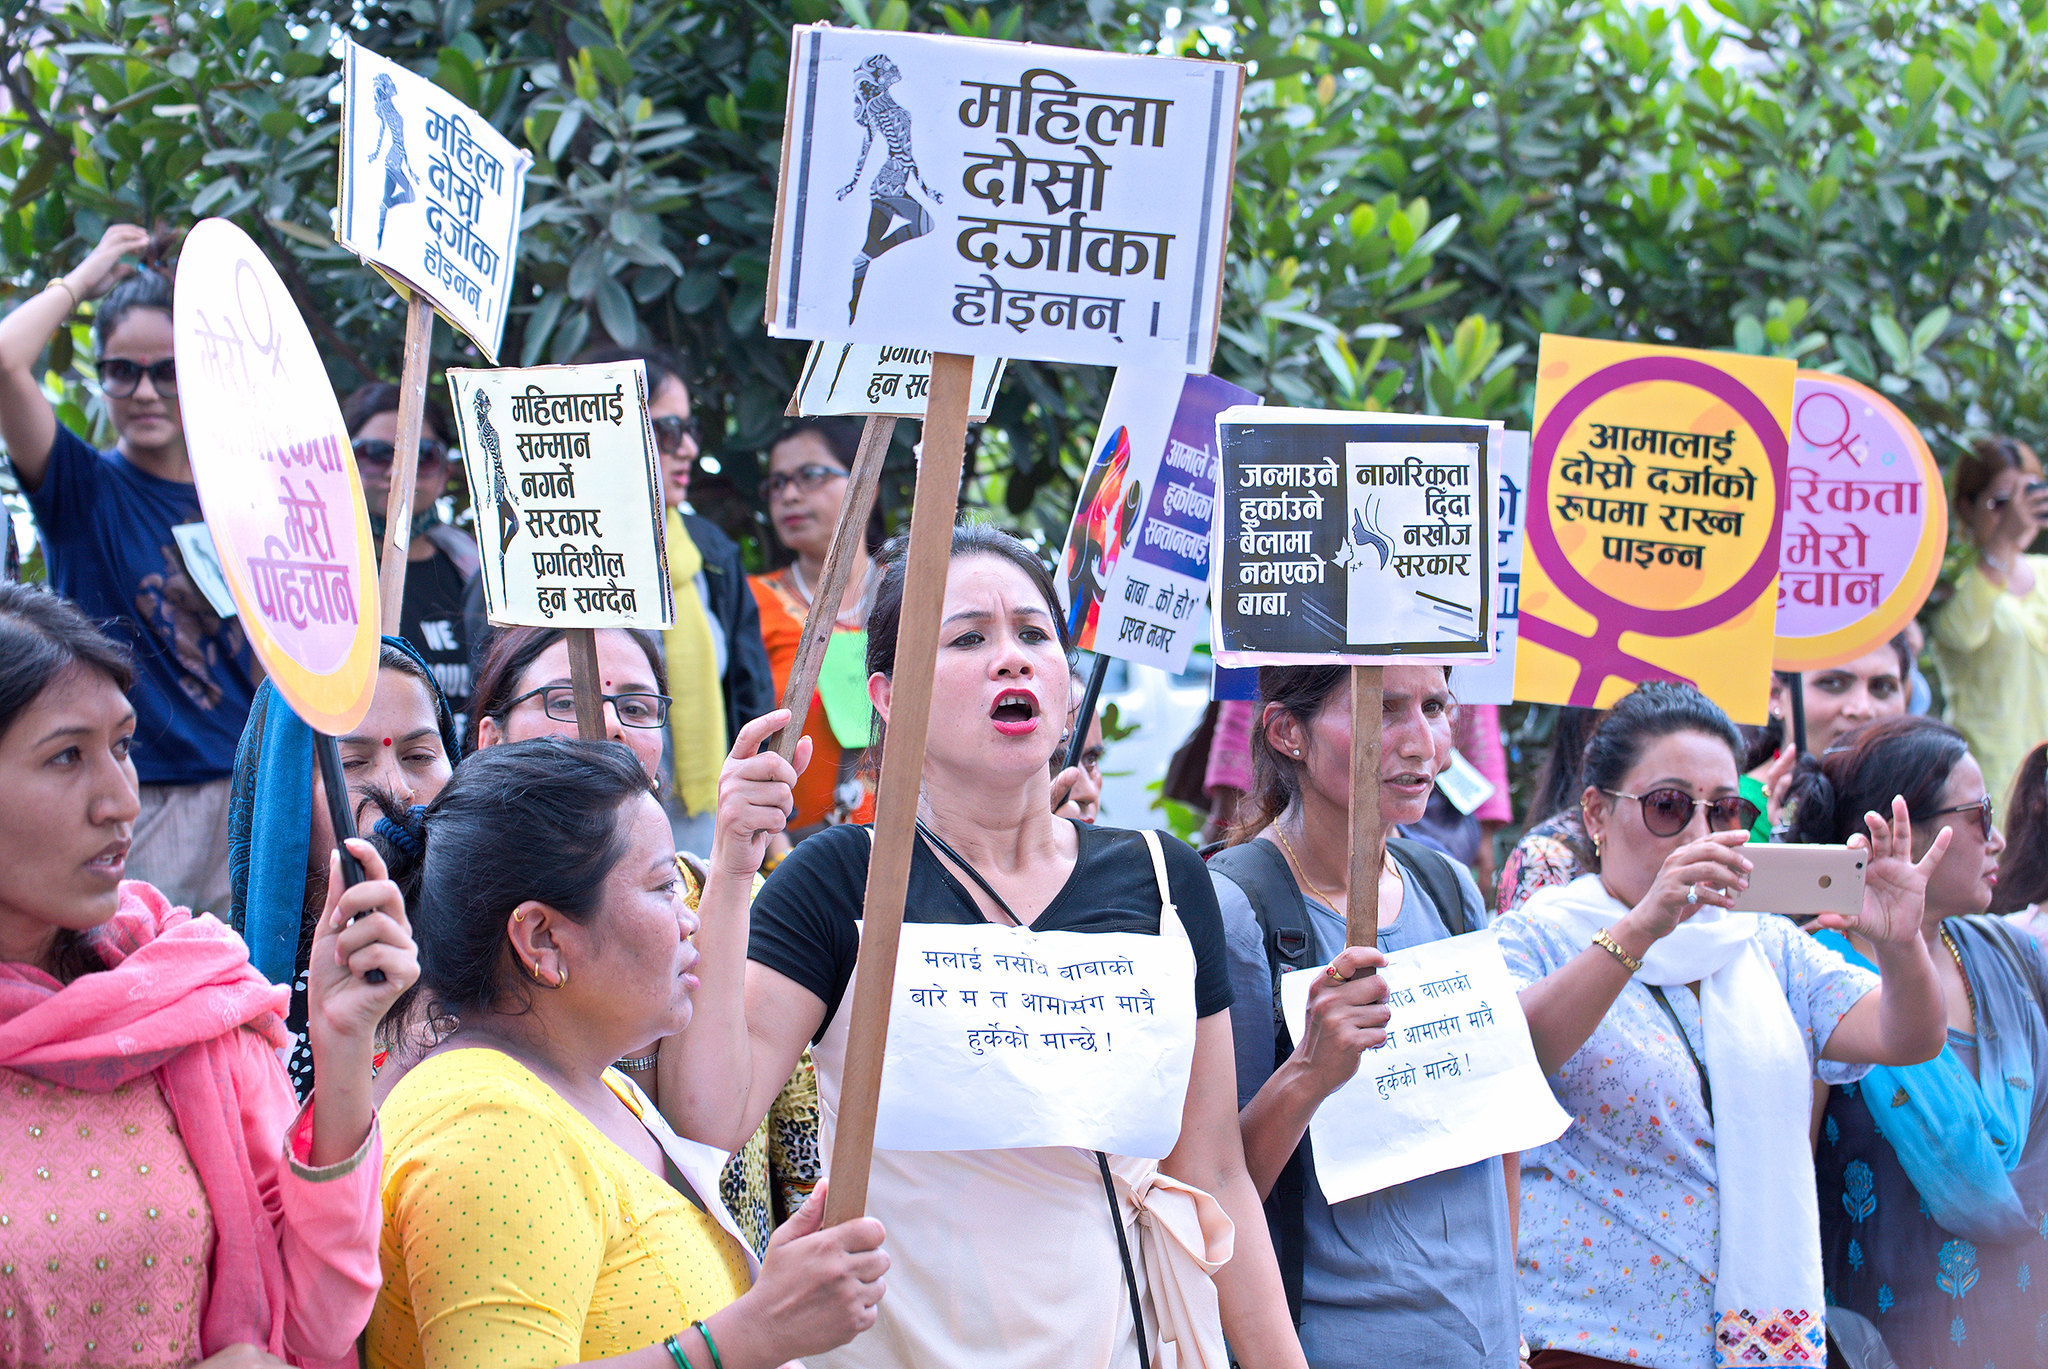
[1736,843,1867,922]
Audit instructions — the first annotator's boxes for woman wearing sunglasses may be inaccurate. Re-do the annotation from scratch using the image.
[0,223,258,916]
[1931,435,2048,810]
[1781,716,2046,1369]
[1497,682,1950,1369]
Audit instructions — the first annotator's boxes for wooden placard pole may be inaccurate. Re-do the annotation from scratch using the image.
[822,353,974,1226]
[1345,664,1386,949]
[376,292,435,629]
[773,413,896,763]
[566,627,606,742]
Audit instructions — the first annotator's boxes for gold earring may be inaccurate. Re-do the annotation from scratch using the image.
[513,911,525,923]
[555,964,569,990]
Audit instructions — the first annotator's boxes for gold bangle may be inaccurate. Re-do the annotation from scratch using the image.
[46,278,79,311]
[1591,928,1642,973]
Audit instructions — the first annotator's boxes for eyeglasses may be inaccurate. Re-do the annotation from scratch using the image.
[501,684,671,729]
[97,357,177,398]
[762,462,849,499]
[1927,794,1995,840]
[352,438,449,469]
[651,414,702,454]
[1602,787,1761,838]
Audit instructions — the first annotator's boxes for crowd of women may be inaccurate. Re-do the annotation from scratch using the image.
[1,227,2045,1369]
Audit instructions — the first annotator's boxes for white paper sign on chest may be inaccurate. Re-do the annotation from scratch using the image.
[337,39,532,361]
[446,362,674,631]
[1279,930,1569,1202]
[767,26,1243,371]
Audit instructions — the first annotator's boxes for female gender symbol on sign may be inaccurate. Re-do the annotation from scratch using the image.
[1794,388,1865,466]
[1518,354,1789,707]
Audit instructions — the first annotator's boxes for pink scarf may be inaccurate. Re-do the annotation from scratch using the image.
[0,882,294,1358]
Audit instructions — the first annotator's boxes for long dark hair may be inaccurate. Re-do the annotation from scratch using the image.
[1223,665,1347,846]
[1784,715,1969,850]
[1994,742,2048,915]
[467,625,666,755]
[1579,682,1744,868]
[1527,706,1604,827]
[379,738,653,1022]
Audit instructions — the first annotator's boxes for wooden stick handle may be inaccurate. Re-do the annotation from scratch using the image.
[822,355,973,1227]
[565,627,606,742]
[376,293,434,630]
[774,414,895,764]
[1345,664,1385,948]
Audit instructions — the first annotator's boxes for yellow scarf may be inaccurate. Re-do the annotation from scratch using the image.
[664,506,726,815]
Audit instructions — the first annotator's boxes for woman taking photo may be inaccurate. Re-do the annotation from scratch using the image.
[1788,717,2048,1368]
[363,739,887,1369]
[1213,664,1517,1365]
[0,583,416,1367]
[749,417,882,835]
[1497,682,1949,1369]
[670,524,1306,1369]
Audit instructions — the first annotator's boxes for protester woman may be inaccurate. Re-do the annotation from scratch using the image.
[0,583,416,1367]
[1212,664,1516,1365]
[1783,716,2048,1367]
[1996,741,2048,938]
[1740,635,1913,826]
[749,417,881,834]
[1497,681,1950,1369]
[672,524,1308,1369]
[0,224,258,914]
[1497,706,1603,913]
[466,623,821,1253]
[362,738,887,1368]
[1932,435,2048,807]
[227,638,456,1099]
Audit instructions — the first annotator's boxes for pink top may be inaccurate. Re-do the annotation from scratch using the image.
[1204,700,1258,796]
[1452,703,1513,825]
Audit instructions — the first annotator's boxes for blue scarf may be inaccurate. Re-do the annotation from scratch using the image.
[1817,918,2046,1243]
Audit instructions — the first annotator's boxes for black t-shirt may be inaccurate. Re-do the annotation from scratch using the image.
[399,547,474,734]
[750,821,1234,1040]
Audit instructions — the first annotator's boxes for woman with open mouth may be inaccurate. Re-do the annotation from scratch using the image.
[669,522,1309,1369]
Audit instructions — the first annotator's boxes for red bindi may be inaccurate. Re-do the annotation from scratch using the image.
[381,738,392,747]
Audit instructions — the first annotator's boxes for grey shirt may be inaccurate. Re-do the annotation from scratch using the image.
[1217,847,1519,1368]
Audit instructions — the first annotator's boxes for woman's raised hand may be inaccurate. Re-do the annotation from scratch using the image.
[1292,945,1393,1102]
[713,710,813,878]
[721,1183,888,1364]
[67,224,152,301]
[1816,794,1951,946]
[308,838,419,1045]
[1626,829,1753,941]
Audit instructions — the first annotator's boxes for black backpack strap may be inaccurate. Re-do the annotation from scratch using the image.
[1388,837,1474,937]
[1205,838,1313,1327]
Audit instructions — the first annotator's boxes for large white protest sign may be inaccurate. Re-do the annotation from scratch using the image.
[870,918,1196,1157]
[1281,931,1569,1202]
[338,40,531,361]
[1057,368,1258,673]
[792,343,1006,419]
[446,363,673,631]
[767,26,1242,371]
[1213,409,1499,666]
[1452,430,1531,704]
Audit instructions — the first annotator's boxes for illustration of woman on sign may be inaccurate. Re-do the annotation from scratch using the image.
[365,72,416,249]
[1061,424,1140,644]
[837,53,942,323]
[472,388,519,590]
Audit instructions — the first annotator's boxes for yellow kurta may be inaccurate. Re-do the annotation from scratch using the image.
[1929,554,2048,808]
[366,1049,751,1369]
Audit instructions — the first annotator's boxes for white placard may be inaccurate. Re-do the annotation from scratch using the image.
[1279,930,1569,1202]
[872,919,1196,1157]
[446,363,674,630]
[792,343,1007,419]
[1434,749,1496,816]
[172,522,237,619]
[767,26,1242,371]
[338,40,532,362]
[1452,431,1530,705]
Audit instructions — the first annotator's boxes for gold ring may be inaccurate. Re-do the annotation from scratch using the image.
[1325,965,1349,983]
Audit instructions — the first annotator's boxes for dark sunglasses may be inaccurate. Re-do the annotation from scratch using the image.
[652,414,702,454]
[97,356,177,398]
[352,438,449,469]
[1603,787,1761,838]
[762,462,849,499]
[502,684,671,729]
[1926,794,1995,841]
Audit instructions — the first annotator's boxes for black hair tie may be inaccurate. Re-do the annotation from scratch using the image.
[375,807,427,859]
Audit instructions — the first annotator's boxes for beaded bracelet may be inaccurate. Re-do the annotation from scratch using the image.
[694,1320,725,1369]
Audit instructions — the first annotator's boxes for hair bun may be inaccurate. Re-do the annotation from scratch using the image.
[373,806,427,859]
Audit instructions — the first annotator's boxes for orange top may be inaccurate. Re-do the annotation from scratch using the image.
[748,569,878,832]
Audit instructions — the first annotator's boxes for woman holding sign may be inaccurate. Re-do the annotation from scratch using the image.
[1498,682,1950,1369]
[1209,663,1518,1367]
[0,583,416,1368]
[672,525,1308,1369]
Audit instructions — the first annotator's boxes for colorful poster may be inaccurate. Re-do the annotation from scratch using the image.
[766,26,1242,370]
[337,39,531,361]
[1444,430,1530,705]
[446,363,674,631]
[791,343,1006,420]
[1057,369,1256,672]
[1212,409,1497,666]
[1512,337,1795,723]
[173,219,381,734]
[1772,373,1947,671]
